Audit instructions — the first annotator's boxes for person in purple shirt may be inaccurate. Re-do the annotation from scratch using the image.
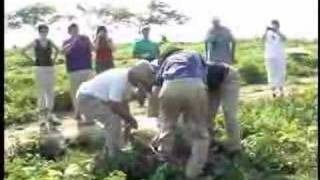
[151,45,209,179]
[62,23,94,119]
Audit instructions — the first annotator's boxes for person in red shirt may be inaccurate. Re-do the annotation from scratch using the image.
[94,26,115,74]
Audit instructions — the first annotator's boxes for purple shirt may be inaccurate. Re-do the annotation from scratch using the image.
[63,35,92,72]
[157,51,206,82]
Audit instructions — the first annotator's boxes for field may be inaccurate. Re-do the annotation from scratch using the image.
[4,40,318,179]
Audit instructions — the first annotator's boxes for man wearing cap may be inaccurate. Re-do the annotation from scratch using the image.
[132,25,160,62]
[75,60,155,166]
[205,17,236,64]
[154,45,209,179]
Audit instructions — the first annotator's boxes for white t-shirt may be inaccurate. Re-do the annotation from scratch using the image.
[264,30,285,59]
[77,68,133,102]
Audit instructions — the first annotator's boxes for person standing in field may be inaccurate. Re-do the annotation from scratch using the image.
[94,26,115,74]
[205,17,236,64]
[62,23,94,119]
[132,25,160,62]
[21,24,60,122]
[263,20,287,97]
[132,25,160,117]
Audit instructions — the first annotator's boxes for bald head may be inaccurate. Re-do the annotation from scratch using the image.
[212,17,221,28]
[129,60,155,92]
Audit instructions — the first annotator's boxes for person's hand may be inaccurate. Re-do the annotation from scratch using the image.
[128,117,138,129]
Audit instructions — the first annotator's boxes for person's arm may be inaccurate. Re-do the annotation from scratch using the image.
[21,41,35,62]
[204,29,213,61]
[62,40,72,55]
[132,42,139,59]
[230,31,236,63]
[278,31,287,42]
[50,40,60,62]
[107,38,116,52]
[154,43,160,59]
[204,41,209,61]
[87,36,95,51]
[93,37,99,50]
[110,101,138,129]
[262,30,268,42]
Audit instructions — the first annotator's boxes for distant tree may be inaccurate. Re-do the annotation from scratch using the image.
[74,3,136,37]
[75,3,135,25]
[6,3,62,29]
[135,0,190,28]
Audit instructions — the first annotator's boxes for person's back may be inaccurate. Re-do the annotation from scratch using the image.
[158,51,206,82]
[205,26,234,64]
[77,68,131,103]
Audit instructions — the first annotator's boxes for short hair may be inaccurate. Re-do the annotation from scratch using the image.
[141,25,150,33]
[38,24,49,32]
[271,19,280,26]
[96,26,107,35]
[68,23,78,33]
[212,16,220,22]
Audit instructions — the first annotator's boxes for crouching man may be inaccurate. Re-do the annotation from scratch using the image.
[75,60,155,163]
[155,46,210,179]
[206,62,241,153]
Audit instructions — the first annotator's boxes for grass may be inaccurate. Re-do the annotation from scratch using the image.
[5,85,317,180]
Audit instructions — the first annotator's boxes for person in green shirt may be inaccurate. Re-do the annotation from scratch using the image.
[132,26,159,62]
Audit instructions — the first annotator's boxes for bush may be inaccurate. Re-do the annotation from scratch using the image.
[238,62,267,84]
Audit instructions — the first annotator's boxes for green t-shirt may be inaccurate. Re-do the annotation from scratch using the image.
[132,39,159,61]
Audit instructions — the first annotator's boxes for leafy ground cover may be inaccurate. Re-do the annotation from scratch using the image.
[5,85,317,180]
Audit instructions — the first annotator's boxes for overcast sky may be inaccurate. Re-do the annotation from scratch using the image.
[5,0,318,48]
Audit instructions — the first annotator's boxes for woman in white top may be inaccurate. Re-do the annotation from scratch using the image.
[263,20,287,97]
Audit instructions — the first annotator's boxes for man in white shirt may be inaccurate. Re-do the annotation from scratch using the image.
[76,60,155,163]
[263,20,287,97]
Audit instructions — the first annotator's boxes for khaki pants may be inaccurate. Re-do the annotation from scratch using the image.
[77,94,124,157]
[208,66,241,150]
[69,69,92,117]
[147,86,161,117]
[158,78,210,179]
[35,66,55,112]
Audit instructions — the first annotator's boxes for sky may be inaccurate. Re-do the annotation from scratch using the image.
[5,0,318,49]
